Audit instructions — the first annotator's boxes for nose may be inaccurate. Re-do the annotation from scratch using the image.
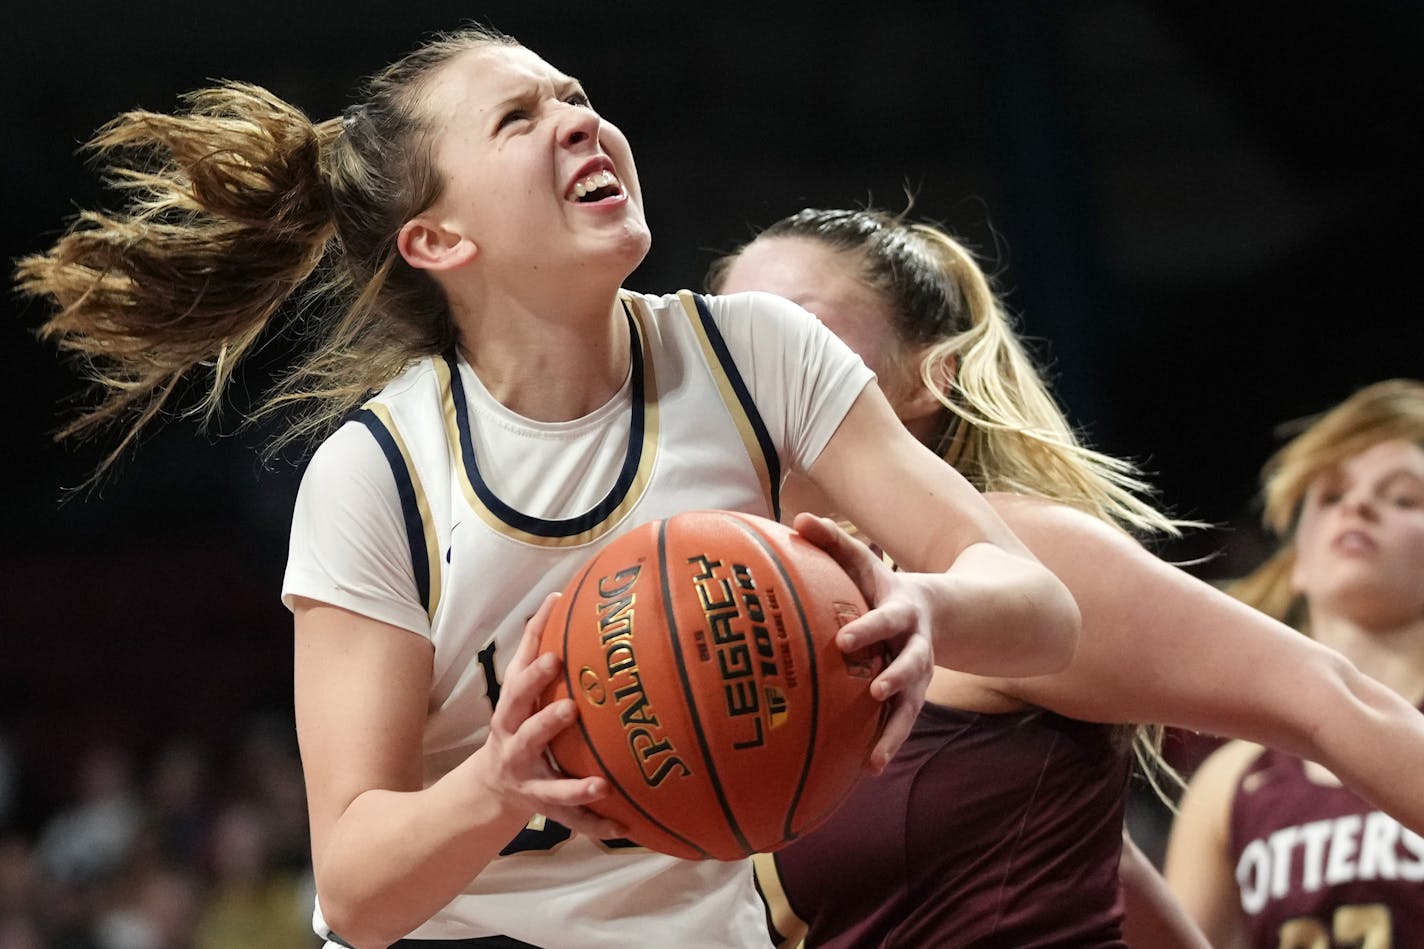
[1340,486,1381,521]
[559,104,600,150]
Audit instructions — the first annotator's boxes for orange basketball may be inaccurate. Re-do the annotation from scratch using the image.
[538,509,887,861]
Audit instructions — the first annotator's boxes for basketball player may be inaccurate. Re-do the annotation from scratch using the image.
[1164,380,1424,948]
[15,28,1082,949]
[710,208,1424,946]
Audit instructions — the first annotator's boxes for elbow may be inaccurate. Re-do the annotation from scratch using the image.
[319,888,412,949]
[989,585,1078,677]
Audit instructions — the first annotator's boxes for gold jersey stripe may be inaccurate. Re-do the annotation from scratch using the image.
[676,290,777,517]
[364,401,443,621]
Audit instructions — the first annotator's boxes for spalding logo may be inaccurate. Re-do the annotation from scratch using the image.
[578,667,607,705]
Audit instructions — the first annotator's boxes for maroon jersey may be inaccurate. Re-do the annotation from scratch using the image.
[761,702,1133,947]
[1229,745,1424,948]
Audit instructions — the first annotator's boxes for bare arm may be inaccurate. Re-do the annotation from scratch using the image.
[294,594,621,948]
[984,494,1424,834]
[805,387,1081,766]
[804,387,1082,765]
[1120,829,1212,949]
[1163,741,1260,949]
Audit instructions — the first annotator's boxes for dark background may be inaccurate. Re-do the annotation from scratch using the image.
[3,2,1421,825]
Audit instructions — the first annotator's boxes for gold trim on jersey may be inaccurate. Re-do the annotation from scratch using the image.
[436,297,660,548]
[364,401,443,622]
[753,851,809,948]
[676,290,778,517]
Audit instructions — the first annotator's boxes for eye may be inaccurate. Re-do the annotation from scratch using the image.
[564,91,592,109]
[496,108,529,131]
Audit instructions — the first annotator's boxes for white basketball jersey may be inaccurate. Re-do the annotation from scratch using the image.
[283,289,872,946]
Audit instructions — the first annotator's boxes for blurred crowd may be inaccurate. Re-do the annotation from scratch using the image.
[0,714,318,949]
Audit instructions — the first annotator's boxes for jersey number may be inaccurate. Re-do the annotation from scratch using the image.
[1277,903,1391,949]
[480,642,640,856]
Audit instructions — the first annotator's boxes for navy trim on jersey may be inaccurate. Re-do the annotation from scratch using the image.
[356,408,431,613]
[442,310,646,539]
[690,293,783,522]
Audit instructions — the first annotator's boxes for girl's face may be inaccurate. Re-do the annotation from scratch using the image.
[1291,438,1424,628]
[418,43,650,283]
[718,236,916,408]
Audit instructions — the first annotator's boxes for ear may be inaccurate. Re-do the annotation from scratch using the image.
[397,216,478,272]
[896,347,956,426]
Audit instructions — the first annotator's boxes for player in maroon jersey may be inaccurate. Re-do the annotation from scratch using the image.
[711,208,1424,946]
[1166,379,1424,949]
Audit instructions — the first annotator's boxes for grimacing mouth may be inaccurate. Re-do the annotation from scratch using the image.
[569,169,623,202]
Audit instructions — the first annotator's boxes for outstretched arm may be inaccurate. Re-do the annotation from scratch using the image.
[983,494,1424,835]
[804,386,1082,768]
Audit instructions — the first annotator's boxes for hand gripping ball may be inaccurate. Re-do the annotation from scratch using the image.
[539,510,888,860]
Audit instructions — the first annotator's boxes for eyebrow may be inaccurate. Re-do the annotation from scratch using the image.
[1380,469,1424,488]
[491,75,586,112]
[556,76,588,98]
[1322,467,1424,493]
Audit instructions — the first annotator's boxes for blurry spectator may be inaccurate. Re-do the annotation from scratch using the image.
[3,711,316,947]
[94,866,198,949]
[0,834,33,917]
[145,740,212,869]
[0,736,17,832]
[193,802,313,949]
[34,745,141,888]
[228,716,309,874]
[0,834,40,949]
[0,912,42,949]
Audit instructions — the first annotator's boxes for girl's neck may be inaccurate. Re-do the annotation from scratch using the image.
[455,290,630,422]
[1309,610,1424,706]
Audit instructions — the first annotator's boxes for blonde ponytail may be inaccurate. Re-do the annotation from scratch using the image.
[911,226,1186,537]
[15,83,336,470]
[16,24,520,474]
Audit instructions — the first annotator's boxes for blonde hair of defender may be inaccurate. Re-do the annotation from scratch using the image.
[711,206,1200,802]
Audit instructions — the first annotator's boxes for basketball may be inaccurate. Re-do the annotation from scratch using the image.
[538,509,888,861]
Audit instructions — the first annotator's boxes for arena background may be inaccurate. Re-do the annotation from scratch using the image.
[2,0,1420,888]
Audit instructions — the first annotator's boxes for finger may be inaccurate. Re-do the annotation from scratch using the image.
[512,591,562,671]
[790,510,838,545]
[507,695,583,758]
[868,689,918,774]
[793,513,884,603]
[541,802,627,842]
[870,626,932,699]
[792,513,862,563]
[866,640,931,771]
[491,651,564,732]
[525,770,610,805]
[835,598,911,654]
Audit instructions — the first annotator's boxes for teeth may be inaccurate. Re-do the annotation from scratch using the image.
[572,169,619,199]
